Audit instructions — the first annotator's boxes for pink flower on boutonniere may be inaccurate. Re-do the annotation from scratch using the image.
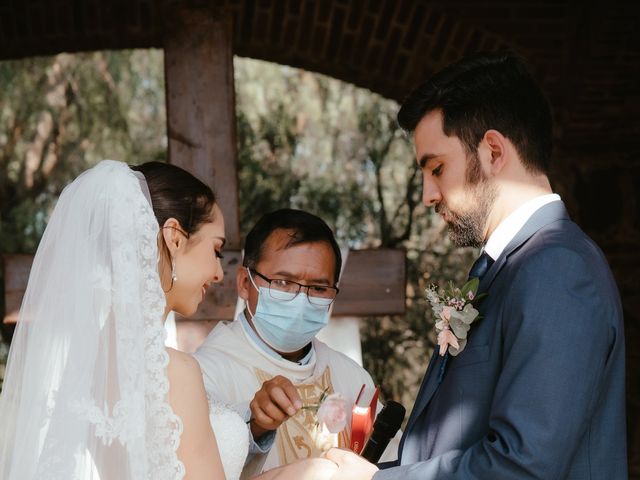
[437,328,459,356]
[316,393,348,433]
[439,306,454,321]
[426,278,487,356]
[301,388,348,434]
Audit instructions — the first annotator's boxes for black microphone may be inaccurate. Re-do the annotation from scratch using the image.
[361,400,406,463]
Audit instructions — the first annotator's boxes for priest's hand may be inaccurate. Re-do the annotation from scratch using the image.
[250,375,302,438]
[324,448,378,480]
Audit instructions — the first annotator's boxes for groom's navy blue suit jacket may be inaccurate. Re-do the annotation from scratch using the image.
[376,202,627,479]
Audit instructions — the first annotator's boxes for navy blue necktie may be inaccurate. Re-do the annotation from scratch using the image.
[468,252,495,281]
[438,252,495,384]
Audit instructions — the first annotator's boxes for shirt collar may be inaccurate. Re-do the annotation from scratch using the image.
[484,193,561,261]
[238,311,315,365]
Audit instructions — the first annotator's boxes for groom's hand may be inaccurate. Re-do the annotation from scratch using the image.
[250,375,302,438]
[324,448,378,480]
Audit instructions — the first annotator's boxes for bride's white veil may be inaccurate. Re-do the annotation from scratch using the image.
[0,160,185,479]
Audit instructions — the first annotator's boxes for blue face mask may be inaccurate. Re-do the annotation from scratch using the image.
[247,270,332,353]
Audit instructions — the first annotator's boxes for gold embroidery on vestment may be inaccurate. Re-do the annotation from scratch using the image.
[254,367,350,464]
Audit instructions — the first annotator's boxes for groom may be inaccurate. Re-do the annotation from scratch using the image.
[327,52,627,479]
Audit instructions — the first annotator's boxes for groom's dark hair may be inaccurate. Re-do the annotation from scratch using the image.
[243,209,342,284]
[397,51,553,174]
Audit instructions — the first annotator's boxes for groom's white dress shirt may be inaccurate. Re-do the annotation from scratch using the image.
[483,193,561,261]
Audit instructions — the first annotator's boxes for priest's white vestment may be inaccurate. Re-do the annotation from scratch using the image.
[194,318,381,478]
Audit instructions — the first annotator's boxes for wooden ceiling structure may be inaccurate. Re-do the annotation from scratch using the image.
[0,1,638,148]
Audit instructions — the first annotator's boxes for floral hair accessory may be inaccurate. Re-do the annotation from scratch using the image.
[426,277,486,357]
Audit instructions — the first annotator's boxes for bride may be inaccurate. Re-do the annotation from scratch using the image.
[0,160,337,480]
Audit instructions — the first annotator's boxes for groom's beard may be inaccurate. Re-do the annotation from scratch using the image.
[437,155,497,248]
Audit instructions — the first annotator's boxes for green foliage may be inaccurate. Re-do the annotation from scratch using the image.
[234,61,376,244]
[0,50,166,253]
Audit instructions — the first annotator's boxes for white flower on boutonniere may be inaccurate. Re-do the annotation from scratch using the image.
[426,278,487,356]
[301,388,348,434]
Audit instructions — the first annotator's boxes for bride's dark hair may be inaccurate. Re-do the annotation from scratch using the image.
[130,161,217,236]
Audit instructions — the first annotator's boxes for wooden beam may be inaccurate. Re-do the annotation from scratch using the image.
[164,5,240,250]
[333,249,406,316]
[3,249,406,324]
[181,248,406,321]
[2,254,33,324]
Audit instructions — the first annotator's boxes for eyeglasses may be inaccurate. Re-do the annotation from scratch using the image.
[250,269,339,306]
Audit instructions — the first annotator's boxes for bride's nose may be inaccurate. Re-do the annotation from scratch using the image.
[212,263,224,283]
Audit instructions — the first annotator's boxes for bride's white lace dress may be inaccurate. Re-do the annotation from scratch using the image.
[209,401,250,480]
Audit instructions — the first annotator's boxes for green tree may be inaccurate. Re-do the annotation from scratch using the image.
[0,50,166,254]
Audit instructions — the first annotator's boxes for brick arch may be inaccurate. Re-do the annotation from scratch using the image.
[0,1,505,100]
[1,1,637,149]
[229,1,507,103]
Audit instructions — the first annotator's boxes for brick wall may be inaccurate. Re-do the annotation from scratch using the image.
[553,147,640,477]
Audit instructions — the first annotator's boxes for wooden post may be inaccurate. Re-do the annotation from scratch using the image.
[2,254,32,324]
[163,5,241,335]
[164,5,240,250]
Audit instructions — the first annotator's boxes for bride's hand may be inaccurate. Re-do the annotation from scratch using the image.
[300,458,339,480]
[255,457,338,480]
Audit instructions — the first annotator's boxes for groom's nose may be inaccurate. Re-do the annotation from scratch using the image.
[422,176,441,207]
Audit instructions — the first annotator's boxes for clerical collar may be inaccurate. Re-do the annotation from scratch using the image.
[238,311,314,365]
[484,193,561,261]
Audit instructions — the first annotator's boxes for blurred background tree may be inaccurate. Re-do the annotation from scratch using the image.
[0,51,475,406]
[0,50,166,253]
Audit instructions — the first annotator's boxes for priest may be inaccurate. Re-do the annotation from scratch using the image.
[194,209,392,478]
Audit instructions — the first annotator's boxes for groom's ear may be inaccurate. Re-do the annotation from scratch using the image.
[480,129,508,175]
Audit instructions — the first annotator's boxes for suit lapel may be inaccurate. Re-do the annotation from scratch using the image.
[403,351,443,436]
[403,201,570,446]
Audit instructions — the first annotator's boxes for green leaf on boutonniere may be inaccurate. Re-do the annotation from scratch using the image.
[449,316,470,339]
[461,278,479,298]
[472,292,489,305]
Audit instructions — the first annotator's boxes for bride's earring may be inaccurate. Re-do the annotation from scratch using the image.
[171,258,178,283]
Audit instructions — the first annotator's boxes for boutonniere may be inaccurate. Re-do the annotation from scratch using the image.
[426,278,487,356]
[301,387,348,433]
